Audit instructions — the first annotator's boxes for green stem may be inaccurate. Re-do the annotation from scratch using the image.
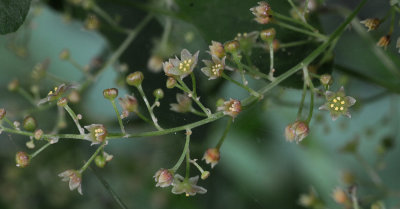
[238,64,271,81]
[216,118,233,150]
[268,42,275,80]
[3,117,16,129]
[79,142,106,173]
[185,142,190,180]
[271,11,317,32]
[17,88,36,106]
[297,80,307,119]
[134,111,152,124]
[232,54,248,85]
[111,100,126,134]
[30,142,51,159]
[221,73,261,98]
[89,166,129,209]
[160,18,172,50]
[68,57,90,77]
[64,104,85,135]
[171,132,191,172]
[303,67,315,123]
[287,0,306,23]
[177,79,212,117]
[279,39,312,48]
[190,73,197,97]
[137,85,163,130]
[190,108,208,117]
[190,160,205,174]
[92,3,130,34]
[273,20,327,40]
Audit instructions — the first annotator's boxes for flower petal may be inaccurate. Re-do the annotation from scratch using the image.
[181,49,192,61]
[345,96,356,107]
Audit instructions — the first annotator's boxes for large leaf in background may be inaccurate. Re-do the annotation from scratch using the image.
[175,0,331,89]
[0,0,31,34]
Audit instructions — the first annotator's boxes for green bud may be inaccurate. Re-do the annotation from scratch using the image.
[166,77,177,89]
[8,79,19,91]
[16,151,30,168]
[224,40,240,54]
[126,71,144,87]
[23,116,37,132]
[153,88,164,99]
[260,28,276,43]
[95,155,106,168]
[59,49,70,60]
[57,97,68,107]
[103,88,119,100]
[34,129,43,140]
[216,98,225,108]
[201,171,210,180]
[0,108,5,120]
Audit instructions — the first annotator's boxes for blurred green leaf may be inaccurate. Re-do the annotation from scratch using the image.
[0,0,31,34]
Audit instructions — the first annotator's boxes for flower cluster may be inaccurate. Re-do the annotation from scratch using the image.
[250,1,272,24]
[217,99,242,119]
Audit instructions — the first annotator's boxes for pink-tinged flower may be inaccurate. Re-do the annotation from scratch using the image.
[217,99,241,119]
[84,124,107,145]
[319,86,356,121]
[163,49,199,79]
[154,169,174,188]
[250,1,272,24]
[15,151,30,168]
[171,174,207,196]
[170,93,193,113]
[332,187,348,204]
[202,148,220,168]
[58,169,83,195]
[285,121,309,143]
[118,95,138,119]
[201,55,228,80]
[377,35,391,48]
[208,41,225,59]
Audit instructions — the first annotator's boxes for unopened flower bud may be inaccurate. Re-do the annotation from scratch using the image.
[0,108,6,120]
[285,121,309,143]
[8,79,19,91]
[360,18,380,31]
[224,40,240,54]
[320,74,333,86]
[34,129,43,140]
[59,49,70,60]
[260,28,276,43]
[119,95,138,114]
[126,71,144,87]
[95,155,106,168]
[166,77,177,89]
[154,168,174,188]
[84,14,100,30]
[16,151,30,168]
[201,171,210,180]
[68,90,80,103]
[203,148,220,168]
[153,88,164,99]
[377,35,391,48]
[23,116,37,132]
[103,88,119,100]
[250,1,272,24]
[57,97,69,108]
[332,187,348,204]
[208,41,225,59]
[147,55,164,73]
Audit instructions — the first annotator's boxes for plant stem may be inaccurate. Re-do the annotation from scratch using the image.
[232,54,248,85]
[79,142,106,173]
[2,117,16,129]
[216,118,233,150]
[177,79,212,117]
[274,20,327,40]
[92,3,130,34]
[191,160,205,173]
[134,111,152,124]
[68,57,90,77]
[297,80,307,119]
[190,108,208,117]
[171,132,191,172]
[111,100,126,134]
[190,73,197,96]
[64,104,85,135]
[30,142,51,159]
[185,142,190,180]
[303,67,315,123]
[287,0,306,23]
[271,11,317,32]
[268,42,275,80]
[17,88,36,106]
[279,39,312,48]
[137,85,163,131]
[89,166,129,209]
[221,73,261,98]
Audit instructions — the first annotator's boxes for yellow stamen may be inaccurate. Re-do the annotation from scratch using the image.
[341,101,345,105]
[337,97,341,100]
[330,104,334,108]
[333,99,337,103]
[340,107,344,111]
[335,107,339,111]
[48,91,53,95]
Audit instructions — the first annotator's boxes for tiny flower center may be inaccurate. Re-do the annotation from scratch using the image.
[48,86,58,95]
[179,59,192,72]
[94,128,104,137]
[211,64,223,76]
[329,96,346,111]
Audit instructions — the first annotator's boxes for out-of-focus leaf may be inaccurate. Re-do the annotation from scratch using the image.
[174,0,332,89]
[0,0,31,34]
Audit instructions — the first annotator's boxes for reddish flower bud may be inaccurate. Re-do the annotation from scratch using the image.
[285,121,309,143]
[126,71,144,87]
[16,151,30,168]
[217,99,241,119]
[250,1,272,24]
[332,187,348,204]
[260,28,276,43]
[154,168,174,188]
[202,148,220,168]
[166,77,177,89]
[0,108,6,120]
[34,129,43,140]
[103,88,119,100]
[224,40,240,54]
[208,41,225,59]
[57,97,68,107]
